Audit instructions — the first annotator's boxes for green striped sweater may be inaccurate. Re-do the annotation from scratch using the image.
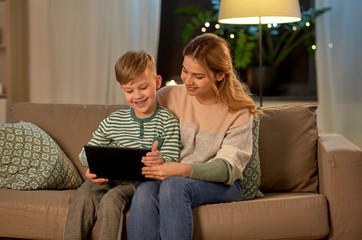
[79,105,180,167]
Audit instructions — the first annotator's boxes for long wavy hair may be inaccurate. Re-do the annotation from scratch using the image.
[183,33,260,115]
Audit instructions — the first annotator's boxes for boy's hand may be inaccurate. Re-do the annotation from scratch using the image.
[142,140,164,166]
[85,168,109,185]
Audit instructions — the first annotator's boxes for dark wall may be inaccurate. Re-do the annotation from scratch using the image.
[157,0,212,86]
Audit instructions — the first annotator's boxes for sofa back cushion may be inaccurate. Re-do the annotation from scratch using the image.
[258,103,318,193]
[8,103,128,180]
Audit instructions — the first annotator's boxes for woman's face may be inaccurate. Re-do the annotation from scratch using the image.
[181,56,217,105]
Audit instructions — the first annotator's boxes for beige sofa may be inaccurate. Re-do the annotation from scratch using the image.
[0,102,361,240]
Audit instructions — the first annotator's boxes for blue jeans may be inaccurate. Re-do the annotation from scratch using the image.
[127,177,243,240]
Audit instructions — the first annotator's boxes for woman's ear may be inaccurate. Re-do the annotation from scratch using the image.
[156,75,162,89]
[215,73,225,82]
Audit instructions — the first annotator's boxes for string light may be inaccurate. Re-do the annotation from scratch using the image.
[267,23,278,28]
[230,34,235,39]
[201,27,206,32]
[292,26,297,31]
[215,24,220,29]
[311,45,316,50]
[328,43,333,48]
[205,22,210,27]
[165,80,177,86]
[306,22,310,27]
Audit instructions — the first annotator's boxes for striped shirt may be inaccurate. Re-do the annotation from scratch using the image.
[79,105,180,167]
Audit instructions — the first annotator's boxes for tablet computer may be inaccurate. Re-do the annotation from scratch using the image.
[84,145,152,181]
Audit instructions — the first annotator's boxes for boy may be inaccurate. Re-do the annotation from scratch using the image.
[63,51,180,240]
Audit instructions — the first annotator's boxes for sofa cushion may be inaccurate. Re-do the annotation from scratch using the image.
[192,193,329,239]
[0,121,82,190]
[0,188,75,239]
[258,103,318,193]
[241,114,263,200]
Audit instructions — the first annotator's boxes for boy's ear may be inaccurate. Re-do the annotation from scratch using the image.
[215,73,225,82]
[156,75,162,89]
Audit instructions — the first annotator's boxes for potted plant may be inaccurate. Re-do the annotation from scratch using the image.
[175,1,331,94]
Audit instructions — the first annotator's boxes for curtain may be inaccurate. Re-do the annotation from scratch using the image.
[316,0,362,148]
[28,0,161,105]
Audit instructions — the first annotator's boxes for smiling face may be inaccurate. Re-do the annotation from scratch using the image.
[181,56,219,105]
[121,69,162,119]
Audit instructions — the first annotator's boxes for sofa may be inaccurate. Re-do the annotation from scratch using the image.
[0,102,361,240]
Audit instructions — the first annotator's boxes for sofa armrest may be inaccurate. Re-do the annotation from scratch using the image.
[318,133,362,240]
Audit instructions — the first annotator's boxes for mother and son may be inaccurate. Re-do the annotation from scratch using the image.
[63,33,260,240]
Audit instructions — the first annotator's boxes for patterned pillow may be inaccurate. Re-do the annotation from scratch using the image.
[241,114,264,200]
[0,121,82,190]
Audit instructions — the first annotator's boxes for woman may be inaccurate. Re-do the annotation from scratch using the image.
[127,33,260,240]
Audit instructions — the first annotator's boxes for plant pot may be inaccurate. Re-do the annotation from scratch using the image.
[246,66,277,96]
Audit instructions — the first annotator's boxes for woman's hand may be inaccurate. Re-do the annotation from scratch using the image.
[85,168,109,185]
[142,140,164,166]
[142,162,192,180]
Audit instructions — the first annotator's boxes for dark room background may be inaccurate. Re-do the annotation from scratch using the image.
[156,0,316,100]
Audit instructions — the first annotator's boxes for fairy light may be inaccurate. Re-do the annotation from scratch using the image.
[201,27,206,32]
[215,23,220,29]
[205,22,210,27]
[306,22,310,27]
[292,26,297,31]
[311,45,316,50]
[230,34,235,39]
[165,80,177,86]
[328,43,333,48]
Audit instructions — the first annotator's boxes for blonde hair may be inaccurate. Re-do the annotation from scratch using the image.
[115,51,156,85]
[183,33,260,115]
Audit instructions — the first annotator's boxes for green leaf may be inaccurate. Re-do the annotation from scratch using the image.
[234,32,256,69]
[174,6,204,15]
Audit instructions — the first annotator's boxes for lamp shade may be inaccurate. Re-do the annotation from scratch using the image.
[218,0,301,24]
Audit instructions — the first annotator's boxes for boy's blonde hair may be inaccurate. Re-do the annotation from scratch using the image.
[183,33,260,115]
[115,51,156,85]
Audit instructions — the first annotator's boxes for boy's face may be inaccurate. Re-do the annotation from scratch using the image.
[120,70,162,119]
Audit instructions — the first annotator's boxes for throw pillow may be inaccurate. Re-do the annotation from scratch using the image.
[258,103,318,193]
[0,121,82,190]
[241,113,264,200]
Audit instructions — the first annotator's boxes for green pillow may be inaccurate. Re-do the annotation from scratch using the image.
[241,114,264,200]
[0,121,82,190]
